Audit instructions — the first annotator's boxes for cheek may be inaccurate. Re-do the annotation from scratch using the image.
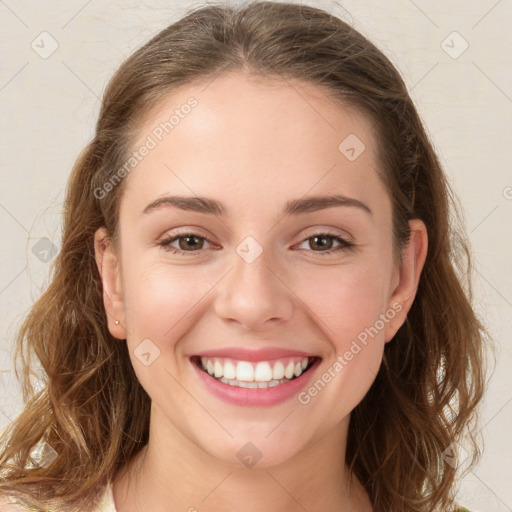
[292,255,394,403]
[294,275,390,418]
[119,258,217,397]
[122,259,215,342]
[298,259,393,347]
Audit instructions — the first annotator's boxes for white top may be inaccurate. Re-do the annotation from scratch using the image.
[94,483,117,512]
[0,484,117,512]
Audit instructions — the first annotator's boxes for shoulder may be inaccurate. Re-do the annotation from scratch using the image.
[0,483,116,512]
[0,488,116,512]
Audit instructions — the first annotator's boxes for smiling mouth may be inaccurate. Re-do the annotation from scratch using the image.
[191,355,320,388]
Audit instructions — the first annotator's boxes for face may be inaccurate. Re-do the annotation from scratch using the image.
[95,72,426,469]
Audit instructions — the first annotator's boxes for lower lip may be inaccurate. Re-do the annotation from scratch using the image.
[191,357,321,407]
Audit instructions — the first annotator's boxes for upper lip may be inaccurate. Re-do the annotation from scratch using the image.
[192,347,319,362]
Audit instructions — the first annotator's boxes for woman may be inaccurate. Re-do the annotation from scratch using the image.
[0,2,485,511]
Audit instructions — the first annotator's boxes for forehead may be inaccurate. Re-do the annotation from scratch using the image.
[121,72,389,219]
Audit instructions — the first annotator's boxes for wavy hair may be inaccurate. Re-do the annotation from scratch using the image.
[0,2,487,510]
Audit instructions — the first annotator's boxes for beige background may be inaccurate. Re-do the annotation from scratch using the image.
[0,1,511,510]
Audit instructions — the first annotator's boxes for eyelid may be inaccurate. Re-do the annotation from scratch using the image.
[158,225,212,238]
[293,233,351,250]
[295,226,354,244]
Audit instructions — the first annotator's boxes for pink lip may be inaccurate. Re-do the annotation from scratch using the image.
[191,356,322,407]
[193,347,316,362]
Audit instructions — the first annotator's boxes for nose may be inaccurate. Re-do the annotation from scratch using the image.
[213,245,294,332]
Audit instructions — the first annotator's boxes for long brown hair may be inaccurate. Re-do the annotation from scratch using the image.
[0,2,487,510]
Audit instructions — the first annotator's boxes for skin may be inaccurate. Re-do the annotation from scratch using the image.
[94,72,428,512]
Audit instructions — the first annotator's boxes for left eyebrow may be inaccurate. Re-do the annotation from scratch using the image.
[283,194,372,216]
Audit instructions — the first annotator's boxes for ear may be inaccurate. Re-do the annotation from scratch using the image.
[384,219,428,342]
[94,227,127,340]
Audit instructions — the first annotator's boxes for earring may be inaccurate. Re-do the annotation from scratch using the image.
[114,320,120,325]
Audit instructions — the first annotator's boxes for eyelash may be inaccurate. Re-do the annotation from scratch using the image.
[158,231,354,257]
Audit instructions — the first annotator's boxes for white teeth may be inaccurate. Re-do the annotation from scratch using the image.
[224,361,236,380]
[214,361,223,378]
[198,356,312,386]
[284,362,295,379]
[272,362,285,380]
[216,376,292,389]
[236,361,254,382]
[254,362,273,382]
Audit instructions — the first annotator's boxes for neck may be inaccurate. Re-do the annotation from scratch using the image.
[112,407,371,512]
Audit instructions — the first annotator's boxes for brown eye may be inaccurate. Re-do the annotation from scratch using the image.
[159,233,213,255]
[308,235,335,251]
[295,233,354,256]
[177,235,204,251]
